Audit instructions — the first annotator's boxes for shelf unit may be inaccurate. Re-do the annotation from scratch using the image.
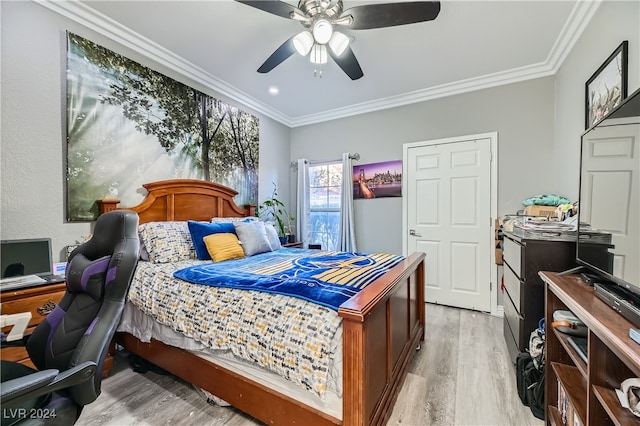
[541,271,640,425]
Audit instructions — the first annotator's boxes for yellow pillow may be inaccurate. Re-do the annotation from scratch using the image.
[203,233,245,262]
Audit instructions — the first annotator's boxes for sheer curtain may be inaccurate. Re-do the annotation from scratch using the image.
[339,153,357,251]
[296,159,310,248]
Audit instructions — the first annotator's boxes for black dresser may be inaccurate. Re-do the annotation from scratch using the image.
[502,232,578,363]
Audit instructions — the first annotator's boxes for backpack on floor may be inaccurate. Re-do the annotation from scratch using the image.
[516,351,545,420]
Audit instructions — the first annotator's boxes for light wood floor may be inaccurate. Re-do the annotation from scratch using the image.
[76,304,543,425]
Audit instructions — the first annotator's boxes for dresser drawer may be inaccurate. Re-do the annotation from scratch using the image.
[503,308,520,364]
[1,283,66,332]
[503,291,522,354]
[503,237,522,276]
[503,264,523,312]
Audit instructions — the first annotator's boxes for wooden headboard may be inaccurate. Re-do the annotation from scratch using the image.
[97,179,256,224]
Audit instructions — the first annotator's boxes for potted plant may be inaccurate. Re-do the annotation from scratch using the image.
[256,183,296,244]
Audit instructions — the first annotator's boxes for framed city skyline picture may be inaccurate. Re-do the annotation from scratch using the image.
[352,160,402,199]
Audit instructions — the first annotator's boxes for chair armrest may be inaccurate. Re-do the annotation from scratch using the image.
[0,369,58,402]
[1,361,97,406]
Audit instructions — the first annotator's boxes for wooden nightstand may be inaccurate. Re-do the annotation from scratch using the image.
[1,282,114,376]
[1,282,66,368]
[282,241,303,248]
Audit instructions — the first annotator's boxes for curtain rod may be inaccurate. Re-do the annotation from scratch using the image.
[290,152,360,169]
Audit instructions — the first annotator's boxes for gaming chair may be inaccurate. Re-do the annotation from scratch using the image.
[1,210,140,425]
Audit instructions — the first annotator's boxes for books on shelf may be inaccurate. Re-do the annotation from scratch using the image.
[558,381,584,426]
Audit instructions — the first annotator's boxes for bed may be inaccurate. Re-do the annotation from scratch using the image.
[97,179,426,426]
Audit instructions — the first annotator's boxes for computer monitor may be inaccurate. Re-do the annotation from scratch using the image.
[1,238,53,278]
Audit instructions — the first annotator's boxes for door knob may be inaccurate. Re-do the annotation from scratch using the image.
[409,229,422,237]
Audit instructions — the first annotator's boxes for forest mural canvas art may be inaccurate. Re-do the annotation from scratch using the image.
[66,32,259,221]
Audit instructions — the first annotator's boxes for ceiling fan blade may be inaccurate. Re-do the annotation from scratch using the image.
[329,47,364,81]
[342,1,441,30]
[235,0,300,20]
[257,36,297,73]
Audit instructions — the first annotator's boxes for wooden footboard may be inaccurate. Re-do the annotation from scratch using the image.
[116,252,425,426]
[339,252,425,425]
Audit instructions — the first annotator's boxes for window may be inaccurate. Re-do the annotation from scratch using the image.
[308,161,342,251]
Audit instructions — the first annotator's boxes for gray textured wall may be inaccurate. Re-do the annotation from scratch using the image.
[291,78,556,255]
[554,0,640,201]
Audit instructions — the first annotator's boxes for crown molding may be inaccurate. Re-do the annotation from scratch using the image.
[290,61,557,126]
[35,0,292,126]
[36,0,600,128]
[290,0,602,127]
[545,0,602,74]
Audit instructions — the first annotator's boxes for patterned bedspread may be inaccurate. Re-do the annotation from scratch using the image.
[127,258,343,399]
[174,249,405,311]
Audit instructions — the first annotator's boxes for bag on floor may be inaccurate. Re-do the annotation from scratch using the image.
[516,351,545,420]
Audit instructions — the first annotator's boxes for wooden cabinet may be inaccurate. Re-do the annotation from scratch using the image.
[1,283,113,376]
[502,232,578,363]
[541,272,640,426]
[1,283,66,368]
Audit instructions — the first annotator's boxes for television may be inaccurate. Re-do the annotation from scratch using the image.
[577,87,640,299]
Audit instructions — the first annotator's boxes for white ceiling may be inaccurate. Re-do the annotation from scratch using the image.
[43,0,601,127]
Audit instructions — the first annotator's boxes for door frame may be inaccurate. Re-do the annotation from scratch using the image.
[402,132,499,316]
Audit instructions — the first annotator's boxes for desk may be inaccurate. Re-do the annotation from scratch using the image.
[1,282,66,368]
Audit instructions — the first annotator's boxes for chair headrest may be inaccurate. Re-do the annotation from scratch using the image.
[66,254,110,300]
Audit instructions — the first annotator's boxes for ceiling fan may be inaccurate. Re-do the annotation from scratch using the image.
[237,0,441,80]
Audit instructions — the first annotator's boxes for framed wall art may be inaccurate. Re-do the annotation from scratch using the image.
[585,40,628,129]
[352,160,402,199]
[65,32,259,221]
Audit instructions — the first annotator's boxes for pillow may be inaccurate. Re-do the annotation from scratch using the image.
[138,221,196,263]
[203,233,245,262]
[234,220,273,256]
[138,234,150,262]
[264,222,281,250]
[211,216,258,224]
[188,220,236,260]
[66,254,111,300]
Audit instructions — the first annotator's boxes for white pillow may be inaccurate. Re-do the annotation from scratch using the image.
[234,220,273,256]
[264,222,282,250]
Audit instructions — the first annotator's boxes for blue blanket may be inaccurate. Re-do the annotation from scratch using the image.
[173,248,404,311]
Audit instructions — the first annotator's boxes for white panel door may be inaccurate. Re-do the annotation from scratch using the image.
[406,138,492,312]
[581,123,639,282]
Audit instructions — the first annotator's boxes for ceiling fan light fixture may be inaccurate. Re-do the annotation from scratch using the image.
[310,43,328,64]
[292,31,314,56]
[312,19,333,44]
[328,31,349,56]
